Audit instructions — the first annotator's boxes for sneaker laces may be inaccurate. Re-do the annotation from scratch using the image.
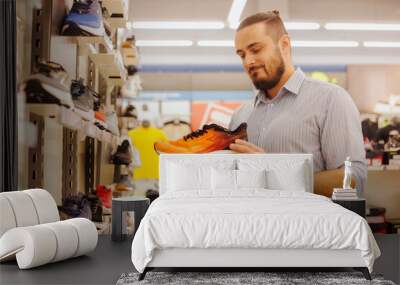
[183,128,208,141]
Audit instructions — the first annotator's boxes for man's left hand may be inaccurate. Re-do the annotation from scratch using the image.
[229,139,265,153]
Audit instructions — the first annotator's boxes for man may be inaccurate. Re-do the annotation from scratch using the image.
[228,11,367,196]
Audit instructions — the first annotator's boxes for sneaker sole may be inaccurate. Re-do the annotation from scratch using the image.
[61,21,104,37]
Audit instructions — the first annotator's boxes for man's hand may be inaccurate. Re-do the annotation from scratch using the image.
[229,139,265,153]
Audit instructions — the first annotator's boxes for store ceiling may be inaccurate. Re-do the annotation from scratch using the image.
[127,0,400,66]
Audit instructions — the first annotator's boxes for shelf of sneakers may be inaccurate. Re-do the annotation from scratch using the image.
[101,0,129,36]
[26,104,117,144]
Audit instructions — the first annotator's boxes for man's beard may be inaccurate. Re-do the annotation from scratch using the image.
[251,52,285,91]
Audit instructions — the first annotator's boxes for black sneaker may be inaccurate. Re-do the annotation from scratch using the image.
[71,78,96,112]
[146,189,159,203]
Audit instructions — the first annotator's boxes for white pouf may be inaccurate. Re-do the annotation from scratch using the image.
[0,189,98,269]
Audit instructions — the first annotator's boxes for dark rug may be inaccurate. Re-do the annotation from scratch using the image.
[116,271,396,285]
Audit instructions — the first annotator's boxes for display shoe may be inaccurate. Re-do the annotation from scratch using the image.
[87,194,103,222]
[121,37,139,67]
[61,0,105,36]
[154,122,247,153]
[60,193,92,219]
[70,78,96,112]
[121,66,142,98]
[105,106,120,136]
[146,189,159,203]
[115,182,133,192]
[123,105,138,118]
[112,139,132,165]
[24,61,74,108]
[96,184,112,209]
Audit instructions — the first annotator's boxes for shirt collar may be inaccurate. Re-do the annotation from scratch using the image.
[253,68,306,107]
[284,68,305,95]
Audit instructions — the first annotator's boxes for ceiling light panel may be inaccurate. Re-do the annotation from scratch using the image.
[292,41,359,47]
[130,21,225,30]
[136,40,193,47]
[363,41,400,48]
[325,23,400,31]
[197,40,234,47]
[284,22,320,30]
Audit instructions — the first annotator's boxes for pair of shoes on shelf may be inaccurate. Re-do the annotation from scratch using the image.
[61,0,105,37]
[154,123,248,153]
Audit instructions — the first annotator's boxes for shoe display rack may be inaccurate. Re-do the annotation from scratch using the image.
[22,0,133,212]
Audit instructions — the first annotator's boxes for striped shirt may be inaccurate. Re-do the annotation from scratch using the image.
[229,68,367,193]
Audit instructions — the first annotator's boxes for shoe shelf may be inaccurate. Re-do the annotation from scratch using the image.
[101,0,129,31]
[88,46,127,87]
[27,104,119,145]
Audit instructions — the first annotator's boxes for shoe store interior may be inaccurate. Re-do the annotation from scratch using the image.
[1,0,400,284]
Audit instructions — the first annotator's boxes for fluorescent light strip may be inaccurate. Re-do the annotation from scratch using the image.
[197,40,359,48]
[364,41,400,48]
[228,0,247,29]
[325,22,400,31]
[198,40,234,47]
[130,21,225,30]
[292,41,359,47]
[284,22,320,30]
[136,40,193,47]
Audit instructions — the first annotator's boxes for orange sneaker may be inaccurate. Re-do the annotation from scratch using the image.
[154,123,247,154]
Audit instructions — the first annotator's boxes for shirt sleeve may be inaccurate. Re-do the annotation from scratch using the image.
[320,86,367,194]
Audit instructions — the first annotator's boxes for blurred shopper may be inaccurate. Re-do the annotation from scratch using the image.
[128,117,168,196]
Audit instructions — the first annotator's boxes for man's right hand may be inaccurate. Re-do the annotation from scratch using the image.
[229,139,265,153]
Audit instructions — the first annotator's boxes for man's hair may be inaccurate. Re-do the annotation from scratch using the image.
[237,10,288,43]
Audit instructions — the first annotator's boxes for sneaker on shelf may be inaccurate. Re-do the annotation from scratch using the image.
[115,182,133,192]
[146,189,159,203]
[94,104,108,129]
[96,184,112,209]
[121,66,142,98]
[23,61,74,108]
[105,106,120,136]
[61,0,105,36]
[70,78,97,121]
[123,105,138,118]
[154,123,248,154]
[87,193,103,222]
[60,193,92,220]
[119,174,135,189]
[112,140,132,165]
[121,37,139,67]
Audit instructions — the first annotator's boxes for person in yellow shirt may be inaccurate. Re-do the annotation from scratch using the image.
[128,119,168,180]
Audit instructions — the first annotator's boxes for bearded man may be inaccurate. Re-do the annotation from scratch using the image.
[229,11,367,196]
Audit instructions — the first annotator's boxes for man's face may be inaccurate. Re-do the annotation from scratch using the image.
[235,22,285,91]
